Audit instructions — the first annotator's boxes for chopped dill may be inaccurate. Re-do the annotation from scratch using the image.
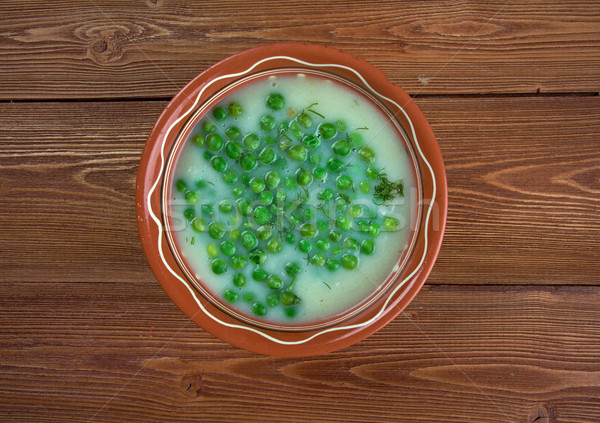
[373,172,405,204]
[306,102,324,119]
[322,281,332,290]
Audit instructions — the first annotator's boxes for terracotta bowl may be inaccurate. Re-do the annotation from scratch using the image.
[136,43,447,356]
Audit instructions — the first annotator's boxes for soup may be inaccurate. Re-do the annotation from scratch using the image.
[167,72,416,324]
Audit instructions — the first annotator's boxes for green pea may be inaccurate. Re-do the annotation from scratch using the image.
[288,145,307,162]
[266,293,279,307]
[223,289,238,303]
[203,151,213,161]
[311,253,326,267]
[243,133,260,151]
[341,254,358,270]
[211,258,227,274]
[296,168,313,186]
[252,302,267,316]
[366,167,379,180]
[275,189,287,204]
[218,200,233,213]
[206,243,218,257]
[241,230,258,250]
[265,134,276,144]
[206,133,224,152]
[313,167,327,180]
[191,217,206,233]
[326,157,345,173]
[326,258,340,272]
[336,175,353,191]
[232,185,244,198]
[208,222,226,239]
[222,169,238,185]
[298,239,312,253]
[289,120,304,139]
[256,225,273,241]
[266,93,285,110]
[201,120,216,133]
[284,175,297,190]
[201,204,213,216]
[267,274,283,290]
[243,292,256,302]
[175,179,187,192]
[328,231,341,243]
[192,134,205,147]
[240,153,257,171]
[335,197,348,213]
[336,120,346,131]
[225,141,243,159]
[230,254,247,270]
[281,291,300,306]
[331,245,342,256]
[349,132,365,148]
[356,220,370,233]
[315,238,330,251]
[211,156,227,172]
[303,134,320,150]
[259,147,276,164]
[249,248,267,265]
[348,204,363,218]
[252,267,268,281]
[369,222,381,237]
[332,139,352,156]
[233,273,246,287]
[260,114,276,131]
[302,206,315,222]
[278,136,292,152]
[317,220,329,232]
[212,106,228,121]
[299,223,317,238]
[220,240,236,257]
[227,102,242,118]
[317,188,334,201]
[297,111,312,128]
[265,171,281,189]
[195,179,209,189]
[383,216,400,231]
[318,123,336,139]
[336,215,353,231]
[253,206,271,225]
[183,208,195,220]
[241,174,251,186]
[225,126,241,140]
[185,191,201,205]
[359,147,376,163]
[284,231,296,245]
[249,177,265,194]
[361,239,375,255]
[359,180,370,193]
[266,238,283,254]
[343,237,360,252]
[285,261,301,276]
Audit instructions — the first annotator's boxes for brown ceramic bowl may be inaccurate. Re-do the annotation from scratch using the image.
[136,43,447,356]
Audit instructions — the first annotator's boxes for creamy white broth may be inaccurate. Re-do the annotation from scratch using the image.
[168,73,416,324]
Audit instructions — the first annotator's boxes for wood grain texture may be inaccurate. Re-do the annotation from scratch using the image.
[1,97,598,284]
[1,281,599,422]
[0,0,598,100]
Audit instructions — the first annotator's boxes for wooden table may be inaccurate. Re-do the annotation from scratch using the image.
[1,1,599,422]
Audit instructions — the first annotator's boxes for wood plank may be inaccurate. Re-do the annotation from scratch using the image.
[1,282,599,422]
[415,95,600,285]
[0,1,598,99]
[1,96,598,284]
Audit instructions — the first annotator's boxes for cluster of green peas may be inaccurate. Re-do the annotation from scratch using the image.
[175,92,401,319]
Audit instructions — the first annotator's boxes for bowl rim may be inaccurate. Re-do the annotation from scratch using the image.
[136,42,448,356]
